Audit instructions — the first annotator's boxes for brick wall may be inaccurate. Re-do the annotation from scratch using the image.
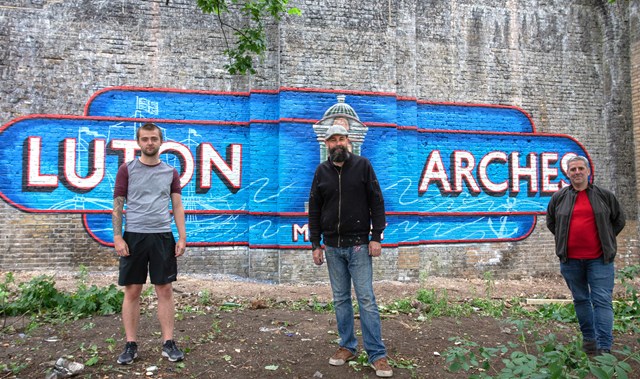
[0,0,638,282]
[631,1,640,219]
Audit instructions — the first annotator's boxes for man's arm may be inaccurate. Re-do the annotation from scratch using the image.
[546,194,557,235]
[609,193,626,236]
[308,170,323,250]
[112,196,129,256]
[308,170,325,265]
[367,163,386,243]
[171,192,187,257]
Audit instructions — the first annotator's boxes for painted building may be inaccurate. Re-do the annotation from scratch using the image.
[0,0,638,282]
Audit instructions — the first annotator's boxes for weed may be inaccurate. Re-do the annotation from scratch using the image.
[614,265,640,334]
[82,321,96,330]
[468,298,505,318]
[141,285,154,299]
[79,343,101,366]
[418,270,429,288]
[416,288,472,317]
[444,320,640,379]
[0,274,123,330]
[105,337,117,353]
[0,361,28,374]
[198,290,212,306]
[288,296,334,313]
[220,301,243,311]
[483,271,495,299]
[390,356,417,371]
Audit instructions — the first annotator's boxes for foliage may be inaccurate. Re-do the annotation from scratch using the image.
[80,343,101,366]
[444,320,640,379]
[0,273,123,323]
[196,0,301,75]
[614,265,640,334]
[288,296,334,312]
[0,361,28,375]
[381,288,474,319]
[346,350,417,375]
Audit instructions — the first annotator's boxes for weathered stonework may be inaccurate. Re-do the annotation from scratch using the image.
[0,0,638,282]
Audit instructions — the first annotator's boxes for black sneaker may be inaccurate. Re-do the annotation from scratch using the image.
[117,341,138,365]
[162,340,184,362]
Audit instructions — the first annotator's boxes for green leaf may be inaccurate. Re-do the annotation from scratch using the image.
[615,366,629,379]
[196,0,301,75]
[590,366,611,379]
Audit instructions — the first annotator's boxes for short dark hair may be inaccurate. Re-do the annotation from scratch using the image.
[567,155,590,170]
[136,122,163,142]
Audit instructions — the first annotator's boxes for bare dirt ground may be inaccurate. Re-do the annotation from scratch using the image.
[1,271,638,378]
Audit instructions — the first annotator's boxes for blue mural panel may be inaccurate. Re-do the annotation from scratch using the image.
[0,87,591,248]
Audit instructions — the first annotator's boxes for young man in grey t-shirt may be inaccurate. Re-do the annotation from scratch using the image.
[112,122,187,365]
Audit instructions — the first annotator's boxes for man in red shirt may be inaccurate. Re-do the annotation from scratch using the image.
[546,156,625,356]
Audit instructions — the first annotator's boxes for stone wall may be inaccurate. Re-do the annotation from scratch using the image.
[0,0,638,282]
[631,1,640,219]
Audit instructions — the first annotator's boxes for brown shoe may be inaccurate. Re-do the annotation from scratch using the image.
[371,357,393,377]
[329,347,356,366]
[582,340,597,355]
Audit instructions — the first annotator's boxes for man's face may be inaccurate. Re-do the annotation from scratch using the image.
[567,160,590,189]
[137,129,162,158]
[325,134,349,162]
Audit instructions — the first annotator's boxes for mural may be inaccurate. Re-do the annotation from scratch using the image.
[0,87,590,248]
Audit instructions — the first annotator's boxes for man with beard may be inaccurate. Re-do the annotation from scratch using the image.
[112,122,187,365]
[308,124,393,377]
[546,155,625,356]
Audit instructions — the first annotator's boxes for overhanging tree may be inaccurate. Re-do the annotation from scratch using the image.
[196,0,301,75]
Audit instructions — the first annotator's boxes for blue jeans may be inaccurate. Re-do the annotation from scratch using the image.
[560,257,615,350]
[325,244,386,363]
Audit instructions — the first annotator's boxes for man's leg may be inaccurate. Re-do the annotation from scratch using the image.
[325,246,358,354]
[155,283,175,342]
[349,244,386,364]
[587,258,615,351]
[560,259,596,343]
[122,284,144,342]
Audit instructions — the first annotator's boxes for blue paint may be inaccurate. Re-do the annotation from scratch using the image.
[0,87,588,247]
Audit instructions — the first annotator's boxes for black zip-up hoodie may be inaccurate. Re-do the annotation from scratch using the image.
[308,152,386,249]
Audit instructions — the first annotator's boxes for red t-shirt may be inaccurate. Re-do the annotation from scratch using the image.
[567,190,602,259]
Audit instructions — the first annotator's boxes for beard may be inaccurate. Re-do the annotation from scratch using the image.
[329,145,348,163]
[141,146,160,157]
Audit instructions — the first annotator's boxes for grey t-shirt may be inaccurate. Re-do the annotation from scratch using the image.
[114,159,181,233]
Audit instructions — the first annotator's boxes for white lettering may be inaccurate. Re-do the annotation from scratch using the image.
[26,136,58,187]
[509,152,538,194]
[478,151,508,193]
[199,143,242,190]
[418,150,451,193]
[63,138,106,190]
[292,224,309,242]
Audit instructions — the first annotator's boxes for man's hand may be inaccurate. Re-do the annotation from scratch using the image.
[312,248,324,265]
[114,236,129,257]
[175,237,187,257]
[369,241,382,257]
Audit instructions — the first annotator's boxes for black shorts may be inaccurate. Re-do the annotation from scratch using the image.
[118,232,178,286]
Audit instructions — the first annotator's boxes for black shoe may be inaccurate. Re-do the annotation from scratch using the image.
[162,340,184,362]
[117,341,138,365]
[582,340,597,355]
[597,349,611,356]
